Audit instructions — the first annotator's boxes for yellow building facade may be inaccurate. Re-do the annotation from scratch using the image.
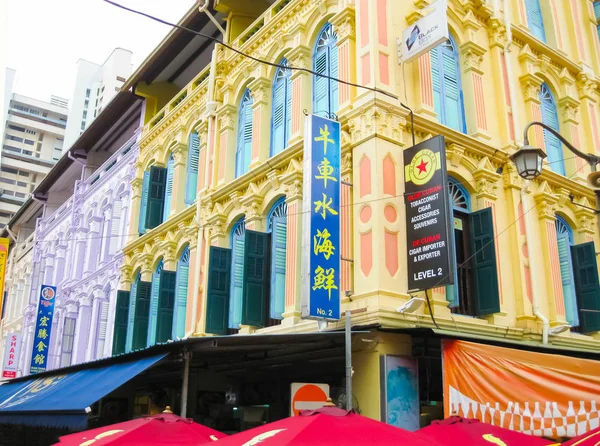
[115,0,600,420]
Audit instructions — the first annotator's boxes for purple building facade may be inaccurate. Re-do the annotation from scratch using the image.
[19,136,138,374]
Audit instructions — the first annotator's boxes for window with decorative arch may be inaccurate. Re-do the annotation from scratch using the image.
[430,35,466,133]
[539,83,564,175]
[236,90,253,178]
[268,198,288,322]
[229,219,246,329]
[313,23,338,117]
[445,177,500,317]
[271,59,292,156]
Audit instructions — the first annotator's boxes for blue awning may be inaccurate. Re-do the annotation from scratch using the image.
[0,353,166,429]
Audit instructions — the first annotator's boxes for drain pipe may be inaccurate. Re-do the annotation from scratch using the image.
[521,180,549,344]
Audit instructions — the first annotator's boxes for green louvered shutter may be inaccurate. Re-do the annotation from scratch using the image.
[185,133,200,205]
[138,171,150,235]
[242,230,270,327]
[156,270,177,343]
[571,242,600,333]
[206,247,232,334]
[132,281,152,350]
[145,166,166,230]
[112,290,130,355]
[469,208,500,316]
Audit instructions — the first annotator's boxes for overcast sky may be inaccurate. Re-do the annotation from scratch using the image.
[6,0,196,103]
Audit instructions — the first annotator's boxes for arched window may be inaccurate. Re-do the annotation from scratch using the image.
[185,133,200,205]
[267,199,287,320]
[173,246,190,339]
[271,59,292,156]
[539,83,564,175]
[236,90,253,178]
[525,0,546,42]
[148,260,163,346]
[229,219,246,328]
[555,216,578,327]
[430,35,466,133]
[313,23,338,117]
[163,153,175,220]
[447,177,472,310]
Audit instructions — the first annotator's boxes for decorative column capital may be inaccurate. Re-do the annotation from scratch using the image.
[460,41,486,75]
[519,73,544,104]
[534,181,559,220]
[330,6,356,43]
[502,162,525,191]
[247,77,271,106]
[488,17,508,49]
[576,72,598,102]
[240,183,265,224]
[281,158,304,202]
[558,97,580,124]
[216,104,237,131]
[206,213,227,245]
[171,141,188,167]
[287,45,312,79]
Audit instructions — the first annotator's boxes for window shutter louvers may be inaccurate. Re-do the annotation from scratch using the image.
[156,270,177,343]
[109,200,122,254]
[539,85,565,175]
[132,280,152,350]
[571,242,600,333]
[112,290,130,355]
[556,232,579,327]
[185,133,200,205]
[229,233,246,328]
[145,166,167,230]
[329,41,339,115]
[174,251,190,339]
[138,171,150,235]
[525,0,547,42]
[469,208,500,316]
[270,216,287,319]
[206,247,232,335]
[147,265,162,346]
[163,156,174,221]
[125,276,139,352]
[242,230,270,327]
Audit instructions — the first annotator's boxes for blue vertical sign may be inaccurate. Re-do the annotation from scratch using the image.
[301,115,341,321]
[29,285,56,374]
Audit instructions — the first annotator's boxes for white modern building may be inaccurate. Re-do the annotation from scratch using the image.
[0,89,68,228]
[63,48,133,149]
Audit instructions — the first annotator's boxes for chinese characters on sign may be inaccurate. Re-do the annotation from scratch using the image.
[29,285,56,374]
[0,238,9,319]
[403,136,454,291]
[301,115,341,320]
[2,333,22,379]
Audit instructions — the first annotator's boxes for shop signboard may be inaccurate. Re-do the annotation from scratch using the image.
[301,114,341,321]
[2,332,21,379]
[403,135,454,291]
[400,0,449,63]
[29,285,56,374]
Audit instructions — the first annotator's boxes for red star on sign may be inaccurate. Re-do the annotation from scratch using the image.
[417,159,428,174]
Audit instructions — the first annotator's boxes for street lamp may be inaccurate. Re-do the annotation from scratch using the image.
[510,121,600,180]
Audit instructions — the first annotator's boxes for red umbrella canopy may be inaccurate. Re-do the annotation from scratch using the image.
[416,416,559,446]
[206,405,444,446]
[55,408,226,446]
[561,426,600,445]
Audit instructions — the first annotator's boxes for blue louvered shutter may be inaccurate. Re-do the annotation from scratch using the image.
[525,0,546,42]
[163,155,174,221]
[314,50,329,117]
[206,247,231,334]
[126,275,139,352]
[112,290,130,355]
[156,270,176,343]
[242,230,270,327]
[138,171,150,235]
[539,85,565,175]
[185,133,200,205]
[132,280,152,350]
[572,242,600,333]
[147,263,162,346]
[244,96,253,172]
[430,46,443,122]
[270,215,287,319]
[595,1,600,17]
[329,41,339,115]
[597,24,600,42]
[441,44,463,132]
[236,91,253,178]
[229,223,246,328]
[285,75,292,147]
[271,72,286,156]
[556,231,579,327]
[145,166,166,230]
[173,248,190,339]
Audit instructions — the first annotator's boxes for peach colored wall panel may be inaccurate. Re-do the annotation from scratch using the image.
[382,154,396,196]
[285,202,297,308]
[418,53,434,108]
[359,156,372,198]
[360,231,373,277]
[218,132,227,183]
[361,53,371,86]
[359,0,370,48]
[385,231,399,277]
[379,53,389,86]
[377,0,388,46]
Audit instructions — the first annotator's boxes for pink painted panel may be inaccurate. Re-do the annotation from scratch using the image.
[292,77,302,135]
[360,205,372,223]
[359,0,370,48]
[252,107,261,161]
[384,205,397,223]
[549,0,563,49]
[500,57,515,140]
[198,146,206,193]
[361,53,371,86]
[518,202,533,303]
[473,73,488,131]
[377,0,388,45]
[359,156,372,198]
[518,0,527,25]
[590,104,600,152]
[531,103,544,147]
[285,202,297,308]
[418,53,434,108]
[546,220,566,316]
[569,0,586,60]
[360,231,373,277]
[383,154,396,196]
[218,132,227,182]
[341,175,352,292]
[208,116,216,186]
[339,41,350,106]
[385,230,399,277]
[379,53,389,86]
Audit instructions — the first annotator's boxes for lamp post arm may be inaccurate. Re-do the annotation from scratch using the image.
[523,121,600,166]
